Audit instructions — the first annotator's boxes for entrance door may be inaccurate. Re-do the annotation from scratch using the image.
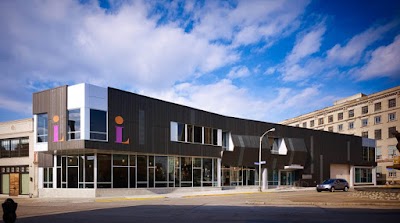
[9,173,19,196]
[280,171,293,186]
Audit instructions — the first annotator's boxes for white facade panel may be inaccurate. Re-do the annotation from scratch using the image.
[67,83,85,109]
[87,84,107,111]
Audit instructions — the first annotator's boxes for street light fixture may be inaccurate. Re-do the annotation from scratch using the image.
[259,127,275,192]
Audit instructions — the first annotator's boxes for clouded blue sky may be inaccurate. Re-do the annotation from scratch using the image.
[0,0,399,123]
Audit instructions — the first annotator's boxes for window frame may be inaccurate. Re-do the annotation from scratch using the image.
[361,106,368,114]
[348,109,354,118]
[37,113,48,143]
[338,112,343,120]
[374,129,382,140]
[374,102,381,112]
[361,118,368,127]
[90,109,108,141]
[388,98,396,108]
[68,109,81,140]
[388,112,396,122]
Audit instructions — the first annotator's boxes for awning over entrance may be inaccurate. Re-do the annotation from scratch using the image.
[284,164,304,170]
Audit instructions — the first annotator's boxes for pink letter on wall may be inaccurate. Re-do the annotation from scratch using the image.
[54,125,59,142]
[115,126,123,143]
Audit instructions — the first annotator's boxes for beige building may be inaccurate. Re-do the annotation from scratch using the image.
[0,118,37,196]
[280,86,400,185]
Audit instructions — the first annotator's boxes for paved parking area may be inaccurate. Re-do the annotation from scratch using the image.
[3,190,400,222]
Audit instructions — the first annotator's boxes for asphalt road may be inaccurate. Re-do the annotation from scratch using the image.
[4,190,400,223]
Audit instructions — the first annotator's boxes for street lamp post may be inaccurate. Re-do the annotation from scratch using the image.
[259,128,275,192]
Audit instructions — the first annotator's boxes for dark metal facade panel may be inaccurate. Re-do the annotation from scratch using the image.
[231,134,269,149]
[38,152,53,167]
[32,89,50,114]
[33,84,375,185]
[47,86,68,152]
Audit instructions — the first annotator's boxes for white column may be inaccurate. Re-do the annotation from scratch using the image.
[372,167,377,186]
[349,166,354,187]
[38,167,43,189]
[217,158,222,187]
[53,155,57,188]
[262,168,268,190]
[94,153,97,189]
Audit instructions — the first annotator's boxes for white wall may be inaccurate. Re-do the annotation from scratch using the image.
[67,83,108,140]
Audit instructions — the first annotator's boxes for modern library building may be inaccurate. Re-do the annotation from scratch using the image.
[29,83,376,198]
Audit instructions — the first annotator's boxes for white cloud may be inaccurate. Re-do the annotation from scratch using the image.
[326,20,399,65]
[142,80,333,123]
[227,66,251,79]
[286,25,326,64]
[354,35,400,80]
[0,0,238,91]
[280,24,326,81]
[192,0,309,47]
[279,19,399,82]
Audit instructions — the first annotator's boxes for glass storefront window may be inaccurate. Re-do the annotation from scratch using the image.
[97,154,111,183]
[137,155,148,187]
[355,168,372,183]
[181,157,192,186]
[155,156,168,183]
[113,154,128,166]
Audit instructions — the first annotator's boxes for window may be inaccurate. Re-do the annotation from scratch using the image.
[68,109,81,140]
[328,126,333,132]
[388,112,396,122]
[338,112,343,120]
[328,115,333,123]
[204,127,212,145]
[388,146,397,159]
[374,129,382,140]
[0,137,30,158]
[222,131,229,149]
[212,129,218,146]
[374,102,381,112]
[388,127,396,138]
[361,118,368,127]
[310,120,315,127]
[348,122,354,129]
[388,98,396,108]
[361,131,368,138]
[302,122,307,128]
[362,147,375,162]
[389,171,397,178]
[187,125,193,143]
[338,124,343,131]
[355,168,372,183]
[193,126,202,143]
[43,167,53,188]
[361,106,368,114]
[374,116,381,124]
[376,147,382,160]
[37,113,48,142]
[318,118,324,125]
[348,109,354,118]
[177,123,185,142]
[90,109,107,140]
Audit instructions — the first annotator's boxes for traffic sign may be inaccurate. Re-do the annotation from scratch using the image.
[254,161,266,165]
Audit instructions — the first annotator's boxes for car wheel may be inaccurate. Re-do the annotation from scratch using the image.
[330,187,335,192]
[317,190,321,192]
[343,186,349,192]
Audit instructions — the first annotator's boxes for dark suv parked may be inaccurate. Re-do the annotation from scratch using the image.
[316,178,349,192]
